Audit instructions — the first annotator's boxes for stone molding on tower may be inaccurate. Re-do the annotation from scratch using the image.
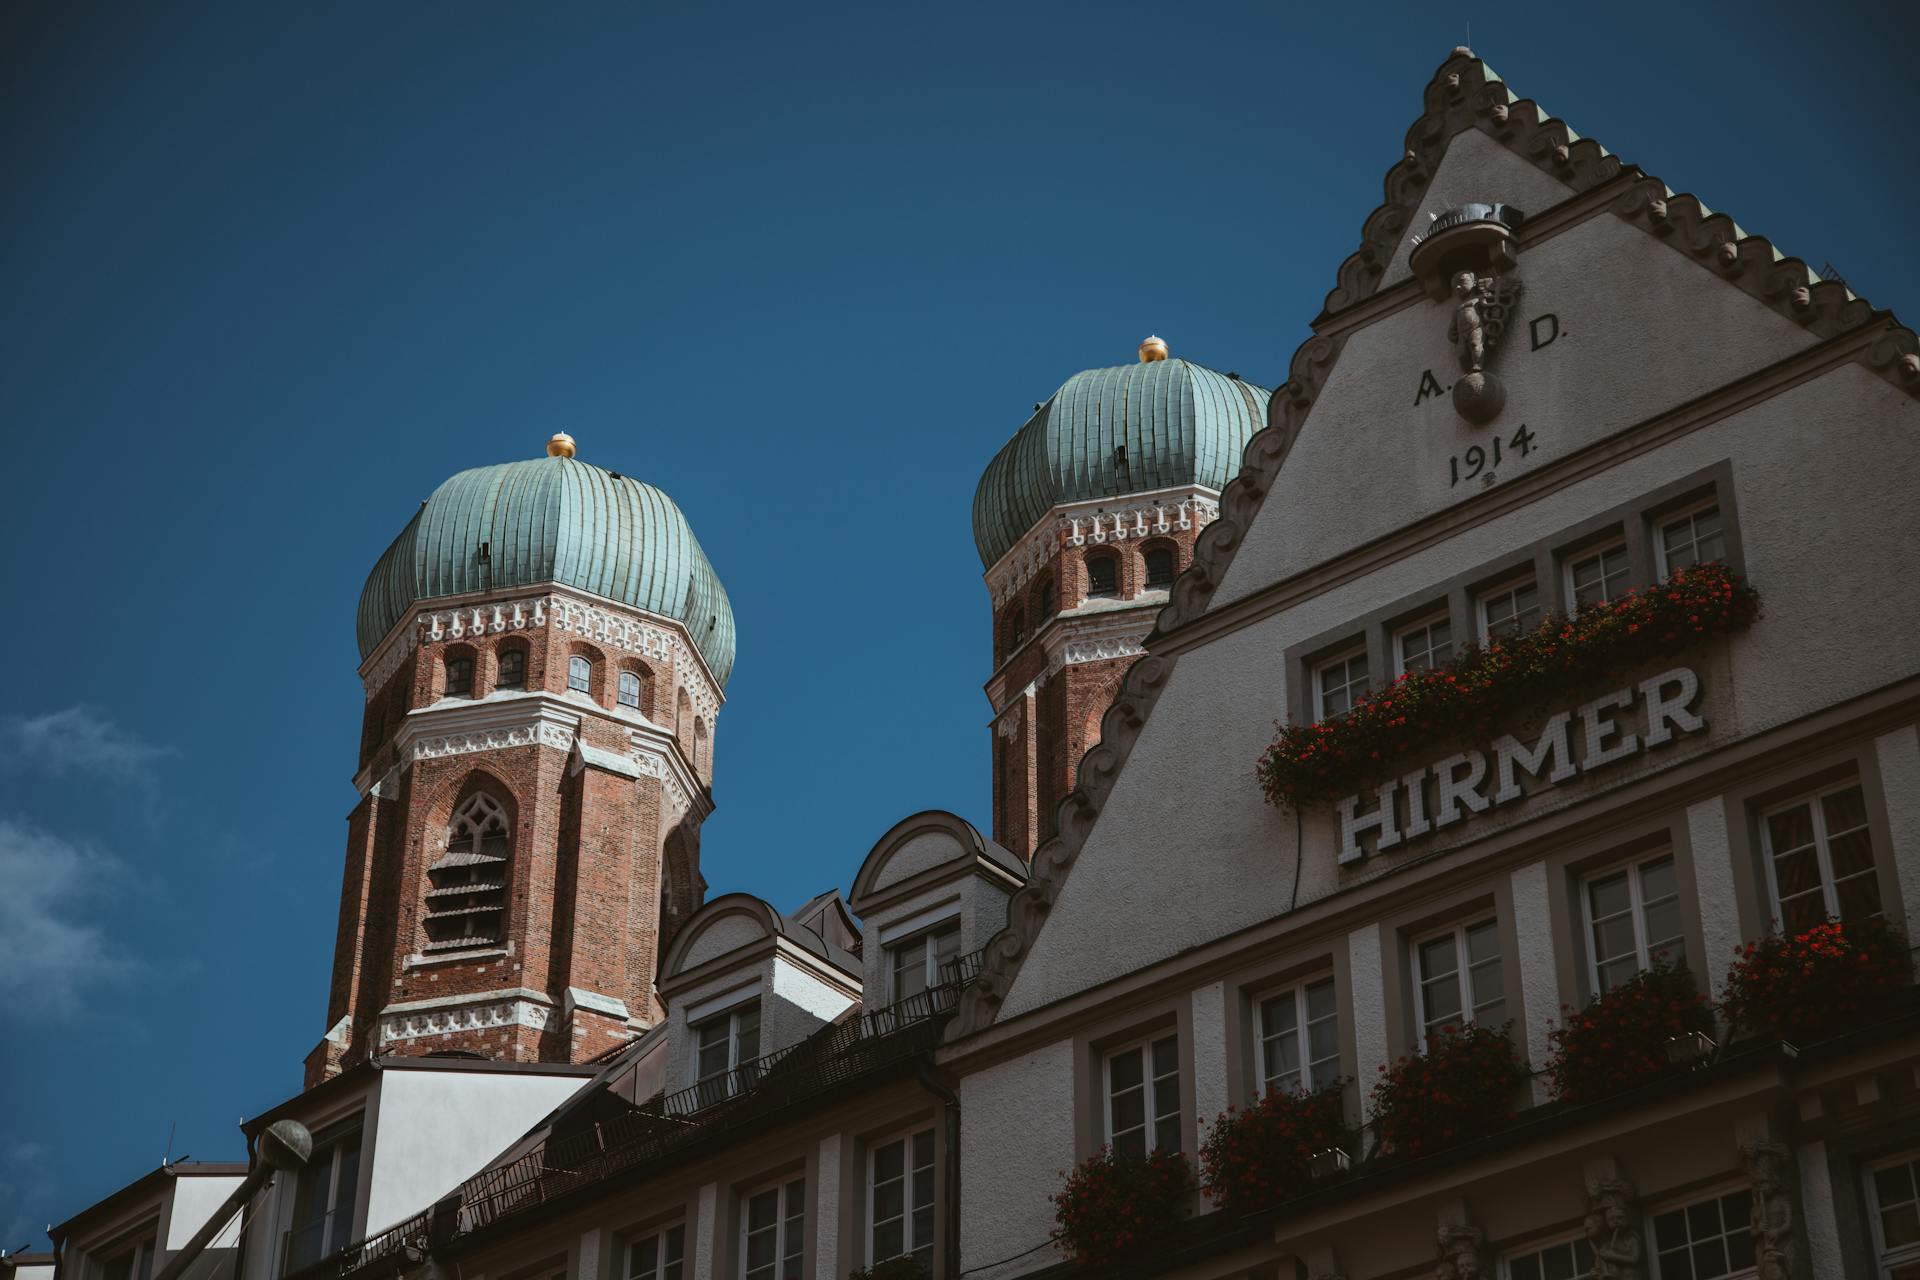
[985,487,1220,609]
[377,988,556,1046]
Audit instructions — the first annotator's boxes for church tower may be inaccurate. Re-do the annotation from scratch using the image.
[972,339,1269,860]
[307,434,734,1086]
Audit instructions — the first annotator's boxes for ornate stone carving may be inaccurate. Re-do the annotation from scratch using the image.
[986,495,1219,607]
[410,722,574,763]
[1448,270,1522,423]
[1741,1141,1797,1280]
[1434,1226,1490,1280]
[380,997,550,1044]
[1584,1179,1643,1280]
[1051,636,1147,673]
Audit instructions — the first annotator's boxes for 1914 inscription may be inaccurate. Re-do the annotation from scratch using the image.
[1449,423,1536,487]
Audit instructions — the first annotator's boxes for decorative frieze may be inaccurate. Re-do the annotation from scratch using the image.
[411,721,575,763]
[1051,636,1147,673]
[379,997,551,1044]
[987,493,1219,607]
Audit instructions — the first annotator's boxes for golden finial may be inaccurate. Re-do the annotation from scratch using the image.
[1138,335,1168,363]
[546,432,577,459]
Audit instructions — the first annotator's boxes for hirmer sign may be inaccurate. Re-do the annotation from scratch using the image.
[1338,666,1707,863]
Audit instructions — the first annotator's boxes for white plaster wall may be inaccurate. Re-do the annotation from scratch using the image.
[999,360,1920,1020]
[871,831,970,893]
[767,956,857,1056]
[11,1265,54,1280]
[1876,725,1920,944]
[666,963,767,1092]
[1687,795,1741,1001]
[1378,127,1579,287]
[814,1134,843,1280]
[679,912,768,970]
[1509,861,1556,1102]
[1347,925,1388,1113]
[364,1070,587,1234]
[164,1176,245,1249]
[1190,981,1229,1134]
[959,1041,1074,1280]
[1215,210,1819,608]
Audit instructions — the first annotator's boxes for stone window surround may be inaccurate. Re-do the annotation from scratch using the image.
[729,1159,812,1280]
[1376,881,1524,1064]
[855,1110,945,1272]
[1220,943,1353,1110]
[1537,814,1708,1010]
[1071,999,1198,1164]
[1282,461,1745,730]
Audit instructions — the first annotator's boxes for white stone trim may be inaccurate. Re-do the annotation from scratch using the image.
[377,988,555,1043]
[683,979,764,1025]
[1347,924,1388,1118]
[564,987,632,1021]
[1686,795,1741,1002]
[398,696,582,766]
[984,487,1220,608]
[1508,860,1557,1105]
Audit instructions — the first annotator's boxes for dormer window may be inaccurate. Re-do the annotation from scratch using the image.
[1145,547,1175,589]
[889,921,960,1003]
[695,1001,761,1099]
[496,647,526,691]
[618,670,643,710]
[1087,553,1118,599]
[445,656,474,697]
[101,1237,156,1280]
[568,655,593,694]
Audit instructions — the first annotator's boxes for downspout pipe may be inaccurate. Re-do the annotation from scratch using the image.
[914,1058,960,1280]
[151,1122,312,1280]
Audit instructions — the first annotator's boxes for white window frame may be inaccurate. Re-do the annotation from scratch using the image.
[1412,919,1506,1038]
[1654,499,1727,576]
[617,670,643,709]
[1579,853,1686,996]
[887,920,961,1003]
[1103,1032,1181,1158]
[1758,780,1883,933]
[624,1223,686,1280]
[1499,1233,1595,1280]
[1476,575,1541,643]
[694,1000,761,1089]
[1254,975,1340,1097]
[1647,1187,1757,1280]
[1564,539,1631,610]
[281,1118,364,1277]
[866,1126,937,1269]
[739,1177,805,1280]
[1313,647,1368,720]
[1867,1150,1920,1279]
[568,654,593,693]
[1393,613,1453,677]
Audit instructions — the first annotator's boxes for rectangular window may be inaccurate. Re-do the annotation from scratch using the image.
[1583,854,1686,994]
[1869,1153,1920,1280]
[1760,782,1882,933]
[1566,542,1631,609]
[627,1225,685,1280]
[1106,1033,1180,1159]
[283,1121,363,1275]
[868,1129,936,1271]
[1478,578,1541,642]
[1395,615,1453,675]
[1658,503,1727,574]
[741,1179,805,1280]
[889,922,960,1003]
[445,657,474,697]
[1650,1191,1754,1280]
[1315,650,1368,720]
[1504,1237,1595,1280]
[695,1001,762,1097]
[1257,976,1340,1096]
[101,1238,156,1280]
[1087,555,1118,598]
[1414,920,1506,1037]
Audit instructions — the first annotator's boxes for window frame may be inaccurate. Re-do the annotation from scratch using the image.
[1867,1150,1920,1279]
[617,669,644,711]
[866,1126,937,1271]
[1647,1187,1756,1280]
[1654,498,1729,577]
[495,646,527,691]
[1143,545,1176,591]
[444,655,475,698]
[1475,574,1542,643]
[694,1000,762,1092]
[1563,538,1631,610]
[282,1117,364,1277]
[1411,918,1506,1039]
[1757,778,1884,933]
[1392,612,1453,677]
[1085,552,1119,600]
[887,919,961,1004]
[1253,974,1340,1098]
[567,654,593,695]
[1579,851,1687,996]
[1313,647,1369,721]
[1103,1032,1182,1159]
[739,1176,805,1280]
[1499,1233,1596,1280]
[624,1223,687,1280]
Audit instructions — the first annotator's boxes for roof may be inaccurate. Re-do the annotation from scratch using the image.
[47,1163,249,1244]
[357,455,736,685]
[971,358,1271,568]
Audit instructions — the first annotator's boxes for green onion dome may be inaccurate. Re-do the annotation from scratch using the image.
[358,451,735,686]
[971,348,1271,568]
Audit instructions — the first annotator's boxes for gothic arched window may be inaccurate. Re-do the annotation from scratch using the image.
[1087,553,1119,599]
[568,655,593,694]
[422,793,510,954]
[618,670,643,710]
[445,656,474,697]
[1144,547,1176,590]
[496,646,526,691]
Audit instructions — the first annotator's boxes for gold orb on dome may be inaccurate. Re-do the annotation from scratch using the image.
[1138,335,1169,363]
[546,432,577,459]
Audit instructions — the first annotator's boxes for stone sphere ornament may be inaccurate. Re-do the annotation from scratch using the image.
[1452,371,1507,424]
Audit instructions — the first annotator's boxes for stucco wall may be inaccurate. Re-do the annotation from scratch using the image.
[164,1175,244,1248]
[1377,126,1577,288]
[677,911,767,971]
[959,1041,1074,1280]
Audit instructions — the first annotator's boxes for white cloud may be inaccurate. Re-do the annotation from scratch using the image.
[0,819,130,1014]
[0,705,170,778]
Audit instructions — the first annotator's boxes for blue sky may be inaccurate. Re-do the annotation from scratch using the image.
[2,0,1912,1243]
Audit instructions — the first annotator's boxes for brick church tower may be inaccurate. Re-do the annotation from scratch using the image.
[972,338,1269,860]
[307,434,734,1086]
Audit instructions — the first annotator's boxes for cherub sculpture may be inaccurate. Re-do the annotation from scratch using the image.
[1448,269,1522,375]
[1584,1180,1642,1280]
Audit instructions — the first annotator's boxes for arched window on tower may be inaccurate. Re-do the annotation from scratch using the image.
[618,670,643,711]
[694,717,709,778]
[422,793,510,954]
[496,646,526,691]
[445,655,474,698]
[1145,547,1176,590]
[1037,578,1056,621]
[568,655,593,695]
[1087,553,1119,599]
[1007,607,1026,652]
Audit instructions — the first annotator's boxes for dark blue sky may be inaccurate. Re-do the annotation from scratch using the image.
[3,0,1912,1242]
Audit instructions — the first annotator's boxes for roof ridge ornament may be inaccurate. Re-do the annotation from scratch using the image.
[1138,335,1168,363]
[547,432,576,458]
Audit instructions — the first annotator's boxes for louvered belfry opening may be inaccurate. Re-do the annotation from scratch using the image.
[423,793,511,953]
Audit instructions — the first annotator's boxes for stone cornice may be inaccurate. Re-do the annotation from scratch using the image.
[984,487,1220,609]
[985,605,1158,712]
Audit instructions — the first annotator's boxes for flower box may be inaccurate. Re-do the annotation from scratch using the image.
[1368,1023,1528,1158]
[1199,1083,1351,1213]
[1721,916,1909,1045]
[1049,1147,1191,1269]
[1543,962,1715,1105]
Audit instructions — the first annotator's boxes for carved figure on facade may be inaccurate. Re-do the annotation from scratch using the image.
[1447,269,1522,425]
[1741,1141,1797,1280]
[1435,1225,1490,1280]
[1584,1179,1642,1280]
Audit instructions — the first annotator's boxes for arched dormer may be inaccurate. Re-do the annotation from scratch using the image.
[849,811,1025,1008]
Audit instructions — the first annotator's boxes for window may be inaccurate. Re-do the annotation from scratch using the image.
[741,1178,804,1280]
[889,921,960,1003]
[1007,608,1026,651]
[1504,1237,1595,1280]
[695,1001,761,1096]
[1395,615,1453,675]
[1567,542,1631,608]
[282,1121,362,1275]
[568,655,593,694]
[1037,579,1056,620]
[1257,976,1339,1096]
[1145,547,1175,589]
[1869,1153,1920,1280]
[101,1237,156,1280]
[1087,554,1118,599]
[868,1129,935,1271]
[1583,854,1686,993]
[1478,578,1541,641]
[1658,503,1727,574]
[1760,781,1882,933]
[445,655,474,697]
[618,670,644,710]
[422,793,510,952]
[1314,650,1368,720]
[496,647,526,691]
[1106,1033,1180,1158]
[627,1225,685,1280]
[1414,920,1506,1037]
[1650,1191,1754,1280]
